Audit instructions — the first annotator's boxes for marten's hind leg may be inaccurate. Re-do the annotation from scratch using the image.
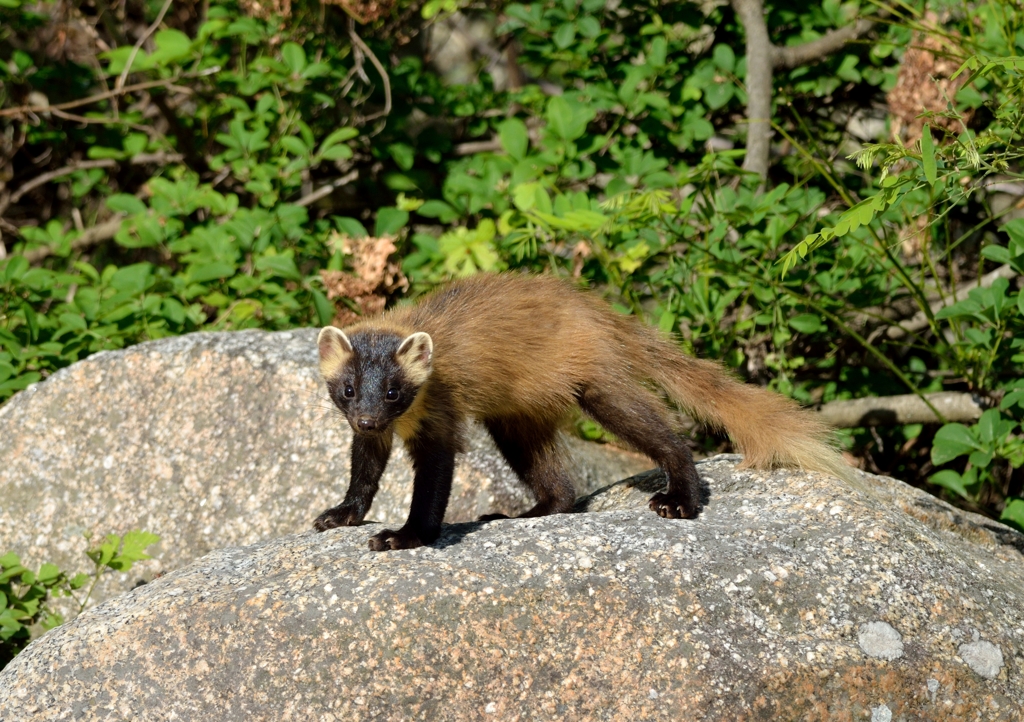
[483,416,576,519]
[577,384,701,519]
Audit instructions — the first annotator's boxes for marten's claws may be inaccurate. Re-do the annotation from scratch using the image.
[368,528,425,551]
[648,492,697,520]
[313,503,365,531]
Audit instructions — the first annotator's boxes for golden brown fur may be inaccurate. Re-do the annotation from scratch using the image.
[316,273,851,550]
[346,273,847,479]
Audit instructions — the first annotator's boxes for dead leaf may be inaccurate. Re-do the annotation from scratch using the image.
[319,234,408,327]
[887,14,971,145]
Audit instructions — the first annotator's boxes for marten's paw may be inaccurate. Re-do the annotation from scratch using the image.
[648,492,698,520]
[368,528,425,551]
[478,513,510,522]
[313,503,366,532]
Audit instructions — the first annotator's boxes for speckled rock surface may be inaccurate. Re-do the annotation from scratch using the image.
[1,456,1021,721]
[0,329,646,608]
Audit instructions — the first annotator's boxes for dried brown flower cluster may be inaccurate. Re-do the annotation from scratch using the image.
[886,17,970,145]
[319,234,408,326]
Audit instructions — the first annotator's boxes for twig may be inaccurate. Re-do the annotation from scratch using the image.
[294,170,360,207]
[818,391,992,427]
[771,19,876,69]
[10,160,117,204]
[116,0,176,93]
[454,139,503,156]
[347,19,392,124]
[7,152,185,207]
[0,75,195,118]
[885,264,1018,340]
[49,108,163,137]
[22,216,125,264]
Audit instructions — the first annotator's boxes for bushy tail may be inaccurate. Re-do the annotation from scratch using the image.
[643,337,855,484]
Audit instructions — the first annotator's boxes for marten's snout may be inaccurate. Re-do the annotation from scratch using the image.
[355,416,381,432]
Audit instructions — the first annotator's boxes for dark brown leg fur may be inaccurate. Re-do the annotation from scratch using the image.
[577,385,701,519]
[482,416,576,520]
[368,426,456,551]
[314,433,392,532]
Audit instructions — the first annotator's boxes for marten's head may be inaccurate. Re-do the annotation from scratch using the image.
[317,326,433,435]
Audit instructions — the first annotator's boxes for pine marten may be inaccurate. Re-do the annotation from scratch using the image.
[314,273,850,551]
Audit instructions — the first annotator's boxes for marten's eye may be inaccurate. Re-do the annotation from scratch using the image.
[385,388,400,401]
[343,384,355,398]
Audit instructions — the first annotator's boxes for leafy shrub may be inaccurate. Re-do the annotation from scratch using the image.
[0,0,1022,530]
[1,531,160,669]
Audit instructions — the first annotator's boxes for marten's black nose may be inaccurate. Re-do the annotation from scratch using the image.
[357,416,378,431]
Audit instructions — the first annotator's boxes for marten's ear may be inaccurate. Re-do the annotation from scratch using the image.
[395,332,433,385]
[318,327,354,379]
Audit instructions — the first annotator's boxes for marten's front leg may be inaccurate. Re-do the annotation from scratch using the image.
[314,433,392,531]
[368,430,456,551]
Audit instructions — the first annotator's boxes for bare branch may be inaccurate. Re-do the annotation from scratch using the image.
[6,152,185,207]
[23,216,126,264]
[10,160,116,204]
[819,391,992,428]
[294,170,360,207]
[729,0,877,180]
[771,19,875,69]
[348,19,392,124]
[886,264,1018,340]
[116,0,175,93]
[0,75,198,118]
[454,139,504,156]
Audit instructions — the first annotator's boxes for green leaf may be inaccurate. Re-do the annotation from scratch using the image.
[114,530,160,566]
[968,450,994,468]
[658,310,676,334]
[388,143,415,171]
[319,128,359,155]
[981,245,1012,264]
[513,182,541,211]
[375,207,409,237]
[311,289,335,326]
[930,469,972,499]
[320,145,353,161]
[281,42,306,74]
[931,423,981,465]
[335,217,368,239]
[1000,389,1024,410]
[187,262,236,284]
[545,96,594,141]
[255,254,301,280]
[712,44,735,74]
[553,22,576,50]
[86,535,120,568]
[106,194,146,215]
[920,125,937,186]
[3,256,29,282]
[1000,497,1024,532]
[279,136,308,156]
[36,563,61,585]
[417,200,459,223]
[498,118,529,160]
[977,408,1016,446]
[788,314,825,334]
[149,29,192,67]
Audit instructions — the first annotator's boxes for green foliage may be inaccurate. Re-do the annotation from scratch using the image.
[1,531,161,669]
[1,0,1023,529]
[779,5,1024,526]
